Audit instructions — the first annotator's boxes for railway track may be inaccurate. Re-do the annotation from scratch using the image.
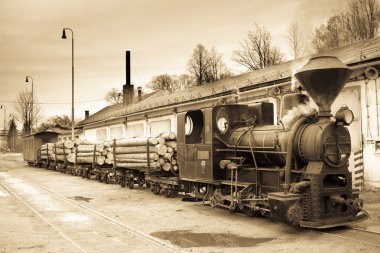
[0,161,185,253]
[321,226,380,247]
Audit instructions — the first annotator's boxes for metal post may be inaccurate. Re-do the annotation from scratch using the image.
[25,76,33,134]
[0,105,5,132]
[62,28,74,140]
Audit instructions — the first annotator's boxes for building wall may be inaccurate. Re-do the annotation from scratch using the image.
[83,114,176,142]
[359,77,380,188]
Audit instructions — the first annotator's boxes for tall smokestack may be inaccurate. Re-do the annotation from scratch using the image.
[126,51,130,85]
[123,50,134,106]
[85,110,90,119]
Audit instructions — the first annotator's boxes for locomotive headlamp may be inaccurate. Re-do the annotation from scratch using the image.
[335,106,354,125]
[216,108,229,134]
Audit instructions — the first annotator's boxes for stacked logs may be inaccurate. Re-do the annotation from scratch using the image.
[41,132,178,171]
[40,143,55,160]
[73,142,107,165]
[52,140,75,162]
[108,132,178,172]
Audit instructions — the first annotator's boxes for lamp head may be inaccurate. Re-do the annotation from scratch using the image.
[25,76,29,82]
[61,29,67,39]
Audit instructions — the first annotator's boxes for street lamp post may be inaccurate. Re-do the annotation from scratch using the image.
[61,28,75,140]
[25,76,34,134]
[0,105,5,132]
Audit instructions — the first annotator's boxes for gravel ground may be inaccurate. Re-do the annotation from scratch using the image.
[0,153,379,253]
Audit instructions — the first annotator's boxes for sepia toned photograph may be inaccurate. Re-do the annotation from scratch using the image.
[1,0,380,252]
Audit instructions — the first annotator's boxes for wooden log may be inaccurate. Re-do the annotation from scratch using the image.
[66,153,76,163]
[113,146,159,154]
[161,132,176,140]
[163,152,172,159]
[97,156,105,165]
[165,141,177,149]
[115,158,156,163]
[162,162,172,172]
[75,156,105,165]
[158,137,166,145]
[54,154,67,161]
[114,153,159,160]
[111,137,159,147]
[55,140,74,149]
[76,144,104,152]
[158,157,167,166]
[155,144,167,156]
[76,152,102,157]
[172,165,178,171]
[171,158,177,165]
[41,143,55,150]
[104,158,113,165]
[166,147,174,154]
[115,162,160,169]
[54,148,72,155]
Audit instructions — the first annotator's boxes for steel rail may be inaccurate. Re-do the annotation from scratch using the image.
[3,168,185,253]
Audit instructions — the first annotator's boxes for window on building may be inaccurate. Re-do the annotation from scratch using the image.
[110,126,123,139]
[96,129,107,142]
[150,119,171,137]
[126,123,144,138]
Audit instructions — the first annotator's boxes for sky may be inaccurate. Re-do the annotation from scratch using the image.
[0,0,349,128]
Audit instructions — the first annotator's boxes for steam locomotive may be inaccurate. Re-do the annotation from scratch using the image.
[25,56,368,228]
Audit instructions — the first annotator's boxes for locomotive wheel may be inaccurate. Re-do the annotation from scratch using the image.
[127,178,134,189]
[153,184,160,195]
[245,207,260,217]
[138,180,144,187]
[146,182,151,189]
[120,178,126,188]
[210,196,217,208]
[105,174,109,184]
[86,171,91,179]
[96,174,101,182]
[164,188,173,198]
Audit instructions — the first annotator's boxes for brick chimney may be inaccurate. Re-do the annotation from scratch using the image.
[137,87,142,102]
[85,110,90,119]
[123,51,134,106]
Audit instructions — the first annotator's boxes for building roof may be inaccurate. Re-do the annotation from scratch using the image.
[78,37,380,127]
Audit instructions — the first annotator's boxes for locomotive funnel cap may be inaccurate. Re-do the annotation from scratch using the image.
[294,56,353,117]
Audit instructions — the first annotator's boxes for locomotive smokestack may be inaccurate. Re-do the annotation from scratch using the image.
[123,50,134,106]
[294,56,352,117]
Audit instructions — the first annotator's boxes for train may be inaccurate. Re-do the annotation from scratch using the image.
[24,56,368,228]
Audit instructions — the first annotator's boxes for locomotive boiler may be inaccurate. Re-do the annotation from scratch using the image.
[177,56,368,228]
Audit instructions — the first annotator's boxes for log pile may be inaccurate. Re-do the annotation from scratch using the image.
[108,132,178,172]
[40,132,179,172]
[40,143,55,160]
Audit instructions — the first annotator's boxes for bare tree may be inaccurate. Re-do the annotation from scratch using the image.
[312,0,380,52]
[187,44,233,85]
[206,47,233,82]
[38,115,72,131]
[177,74,195,91]
[187,44,211,85]
[312,15,346,52]
[104,88,122,105]
[345,0,380,40]
[14,88,40,135]
[233,23,284,71]
[148,74,181,94]
[284,21,308,59]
